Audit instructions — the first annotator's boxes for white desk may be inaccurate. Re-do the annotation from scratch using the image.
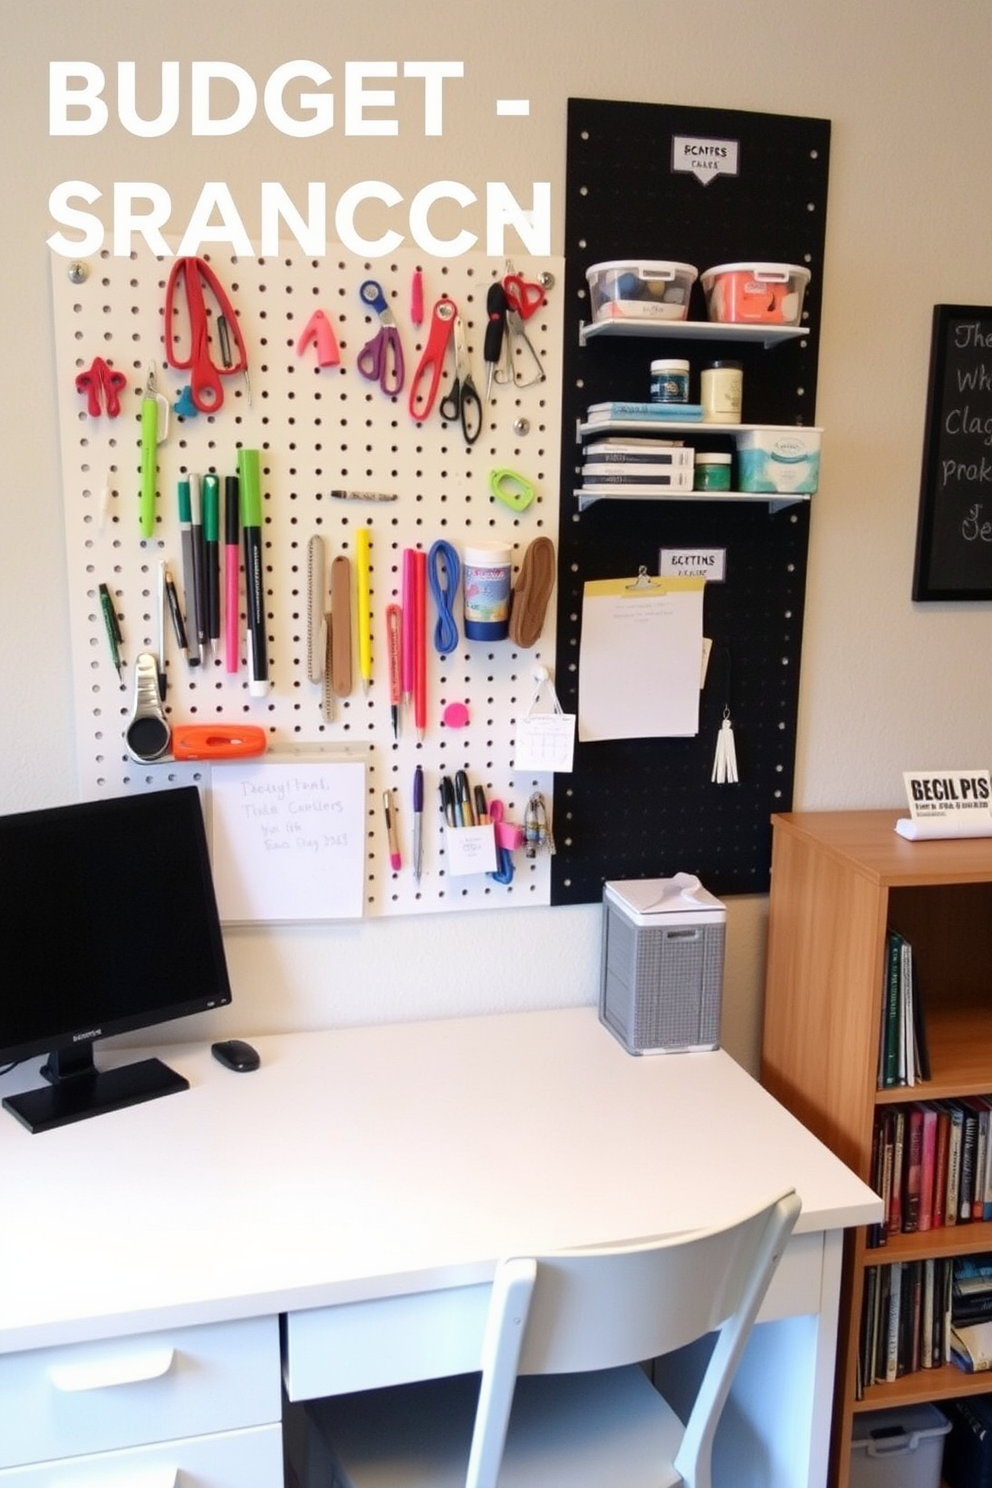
[0,1008,880,1487]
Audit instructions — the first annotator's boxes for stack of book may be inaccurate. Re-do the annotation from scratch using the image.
[877,928,930,1089]
[858,1256,952,1391]
[578,434,695,499]
[950,1256,992,1372]
[867,1097,992,1248]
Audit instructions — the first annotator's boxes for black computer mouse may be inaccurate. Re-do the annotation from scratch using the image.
[211,1038,261,1073]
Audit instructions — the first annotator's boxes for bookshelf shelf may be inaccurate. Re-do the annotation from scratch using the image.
[761,810,992,1488]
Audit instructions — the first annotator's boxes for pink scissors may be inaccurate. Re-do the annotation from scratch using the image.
[164,257,248,414]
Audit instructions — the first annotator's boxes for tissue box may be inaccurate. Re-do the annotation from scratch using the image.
[737,427,821,494]
[600,875,725,1054]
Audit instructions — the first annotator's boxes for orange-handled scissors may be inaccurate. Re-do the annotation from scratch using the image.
[164,257,248,414]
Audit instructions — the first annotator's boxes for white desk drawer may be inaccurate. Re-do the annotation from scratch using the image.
[0,1422,283,1487]
[284,1283,491,1399]
[0,1317,280,1469]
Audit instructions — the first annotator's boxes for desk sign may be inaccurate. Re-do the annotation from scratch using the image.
[903,768,992,822]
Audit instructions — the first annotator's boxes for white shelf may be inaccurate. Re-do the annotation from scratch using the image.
[575,486,809,512]
[579,318,810,350]
[579,419,823,439]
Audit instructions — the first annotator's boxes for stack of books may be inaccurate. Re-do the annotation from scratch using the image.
[877,929,930,1089]
[858,1256,952,1391]
[867,1097,992,1248]
[579,434,695,499]
[950,1256,992,1372]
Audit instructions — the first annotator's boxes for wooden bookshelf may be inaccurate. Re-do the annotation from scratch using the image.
[761,810,992,1488]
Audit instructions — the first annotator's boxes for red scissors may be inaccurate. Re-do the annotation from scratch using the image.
[407,296,457,422]
[164,257,248,414]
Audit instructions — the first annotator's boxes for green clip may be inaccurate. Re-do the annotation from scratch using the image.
[489,468,535,513]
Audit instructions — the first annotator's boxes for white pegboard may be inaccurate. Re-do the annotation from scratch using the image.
[51,244,564,918]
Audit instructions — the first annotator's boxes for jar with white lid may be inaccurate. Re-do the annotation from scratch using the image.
[700,361,743,424]
[650,358,690,404]
[694,452,733,492]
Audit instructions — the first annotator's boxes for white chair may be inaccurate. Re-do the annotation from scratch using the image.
[296,1186,800,1488]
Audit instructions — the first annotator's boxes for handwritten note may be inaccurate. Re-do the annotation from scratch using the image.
[208,757,366,922]
[914,305,992,599]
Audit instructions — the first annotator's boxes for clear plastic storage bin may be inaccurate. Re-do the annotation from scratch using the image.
[586,260,698,323]
[700,261,810,325]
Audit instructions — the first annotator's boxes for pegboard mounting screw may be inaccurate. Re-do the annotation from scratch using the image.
[67,262,88,284]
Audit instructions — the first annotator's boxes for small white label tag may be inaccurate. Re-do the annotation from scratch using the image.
[660,548,726,582]
[671,135,740,185]
[514,713,576,774]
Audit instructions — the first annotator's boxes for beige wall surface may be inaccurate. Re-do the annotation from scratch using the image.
[3,0,990,1073]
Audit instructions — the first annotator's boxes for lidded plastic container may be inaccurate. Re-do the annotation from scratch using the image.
[586,260,698,323]
[701,262,810,326]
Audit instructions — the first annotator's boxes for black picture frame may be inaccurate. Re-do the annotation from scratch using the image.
[913,304,992,601]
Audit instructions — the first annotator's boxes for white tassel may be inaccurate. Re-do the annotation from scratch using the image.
[712,713,739,784]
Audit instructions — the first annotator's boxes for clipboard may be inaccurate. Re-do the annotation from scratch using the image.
[578,570,705,742]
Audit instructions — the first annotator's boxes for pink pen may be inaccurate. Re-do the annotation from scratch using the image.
[383,789,402,872]
[224,476,240,673]
[401,547,416,705]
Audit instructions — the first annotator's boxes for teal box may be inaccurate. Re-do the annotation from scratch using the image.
[737,428,821,494]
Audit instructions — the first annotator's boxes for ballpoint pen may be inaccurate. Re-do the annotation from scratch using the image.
[98,582,123,680]
[412,765,424,882]
[156,560,167,698]
[356,526,372,694]
[382,789,401,871]
[163,564,188,663]
[386,603,402,740]
[238,448,269,698]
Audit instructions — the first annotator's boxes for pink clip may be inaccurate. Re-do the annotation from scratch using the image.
[489,800,525,851]
[296,309,341,368]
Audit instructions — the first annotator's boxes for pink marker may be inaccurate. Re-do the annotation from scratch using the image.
[224,476,240,673]
[401,547,416,705]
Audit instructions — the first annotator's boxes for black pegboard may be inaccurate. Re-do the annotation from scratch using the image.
[551,99,830,904]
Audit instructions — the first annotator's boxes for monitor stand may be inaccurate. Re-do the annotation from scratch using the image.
[2,1044,189,1134]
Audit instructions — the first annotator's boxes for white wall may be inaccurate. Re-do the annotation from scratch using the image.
[4,0,991,1074]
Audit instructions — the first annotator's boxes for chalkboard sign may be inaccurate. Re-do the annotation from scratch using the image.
[913,304,992,600]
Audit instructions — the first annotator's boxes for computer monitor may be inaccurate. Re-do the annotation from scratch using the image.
[0,785,232,1133]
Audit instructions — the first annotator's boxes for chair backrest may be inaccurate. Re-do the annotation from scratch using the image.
[465,1186,801,1488]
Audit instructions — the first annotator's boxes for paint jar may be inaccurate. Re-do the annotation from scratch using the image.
[693,452,733,492]
[463,542,512,641]
[700,361,743,424]
[650,358,690,404]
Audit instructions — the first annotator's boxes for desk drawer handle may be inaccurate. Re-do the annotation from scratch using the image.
[48,1346,175,1392]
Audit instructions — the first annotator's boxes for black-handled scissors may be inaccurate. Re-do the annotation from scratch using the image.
[356,280,405,396]
[439,316,482,445]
